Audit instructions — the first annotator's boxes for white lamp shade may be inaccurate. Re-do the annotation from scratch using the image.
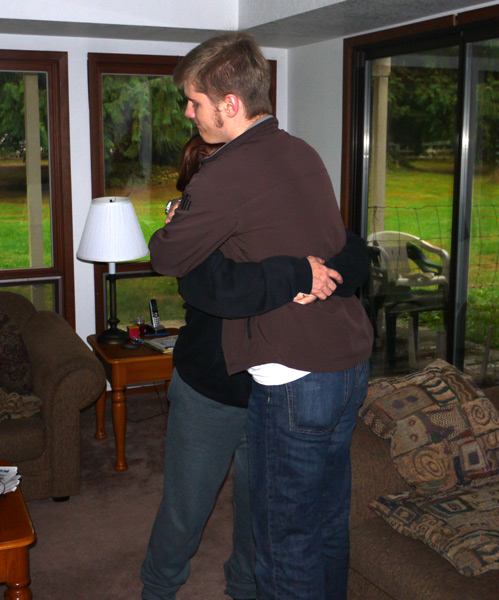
[77,197,149,263]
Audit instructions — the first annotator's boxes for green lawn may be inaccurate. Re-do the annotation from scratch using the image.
[376,163,499,348]
[106,174,180,252]
[382,165,498,286]
[115,274,186,325]
[0,199,52,269]
[1,160,498,346]
[383,167,453,244]
[103,178,186,324]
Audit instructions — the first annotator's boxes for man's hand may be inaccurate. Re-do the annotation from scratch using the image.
[307,256,343,299]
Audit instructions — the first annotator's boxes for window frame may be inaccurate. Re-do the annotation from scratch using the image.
[0,50,75,325]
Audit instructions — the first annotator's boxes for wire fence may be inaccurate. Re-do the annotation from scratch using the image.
[367,202,499,289]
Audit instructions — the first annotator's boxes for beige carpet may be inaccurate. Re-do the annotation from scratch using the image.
[23,388,235,600]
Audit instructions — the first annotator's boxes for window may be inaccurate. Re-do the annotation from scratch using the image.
[0,51,74,323]
[343,6,499,383]
[88,53,277,335]
[88,54,193,333]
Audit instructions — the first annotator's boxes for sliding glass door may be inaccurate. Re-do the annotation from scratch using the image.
[459,37,499,384]
[364,47,458,376]
[351,24,499,384]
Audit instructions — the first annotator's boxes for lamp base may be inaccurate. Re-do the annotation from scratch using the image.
[97,327,130,345]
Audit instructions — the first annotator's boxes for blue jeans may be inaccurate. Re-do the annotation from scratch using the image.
[247,361,370,600]
[141,370,256,600]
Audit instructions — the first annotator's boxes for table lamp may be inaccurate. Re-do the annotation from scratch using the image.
[77,196,149,344]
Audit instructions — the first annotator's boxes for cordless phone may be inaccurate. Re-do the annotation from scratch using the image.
[149,299,162,331]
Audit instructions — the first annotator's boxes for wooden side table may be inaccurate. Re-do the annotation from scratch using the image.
[87,333,176,471]
[0,463,36,600]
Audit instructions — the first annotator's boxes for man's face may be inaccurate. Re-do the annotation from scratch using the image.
[184,82,228,144]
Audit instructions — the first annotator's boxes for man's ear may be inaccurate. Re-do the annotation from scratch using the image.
[223,94,240,118]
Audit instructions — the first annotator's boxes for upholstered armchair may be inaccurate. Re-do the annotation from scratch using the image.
[0,291,105,501]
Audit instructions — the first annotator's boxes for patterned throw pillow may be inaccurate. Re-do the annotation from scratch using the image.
[0,388,42,422]
[0,310,33,394]
[361,360,499,494]
[370,481,499,576]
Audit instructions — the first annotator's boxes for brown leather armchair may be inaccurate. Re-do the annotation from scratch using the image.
[0,291,105,501]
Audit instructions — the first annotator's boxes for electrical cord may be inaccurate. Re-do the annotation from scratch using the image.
[125,382,169,423]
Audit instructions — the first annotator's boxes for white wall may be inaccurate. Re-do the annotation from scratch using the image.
[287,37,344,201]
[0,33,288,342]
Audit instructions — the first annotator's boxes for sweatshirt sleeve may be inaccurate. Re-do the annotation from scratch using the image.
[326,230,370,297]
[177,230,370,319]
[177,250,312,319]
[148,181,238,278]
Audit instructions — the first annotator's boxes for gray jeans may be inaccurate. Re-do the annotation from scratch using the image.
[141,369,256,600]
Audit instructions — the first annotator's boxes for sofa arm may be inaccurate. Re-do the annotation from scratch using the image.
[22,311,105,411]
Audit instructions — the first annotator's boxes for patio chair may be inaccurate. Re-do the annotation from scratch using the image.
[366,231,450,367]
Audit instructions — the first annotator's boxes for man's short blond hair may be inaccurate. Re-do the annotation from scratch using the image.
[174,32,272,119]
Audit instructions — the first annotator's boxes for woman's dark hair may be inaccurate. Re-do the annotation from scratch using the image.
[176,135,223,192]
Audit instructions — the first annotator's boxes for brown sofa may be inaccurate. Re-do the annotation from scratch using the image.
[0,291,105,501]
[348,385,499,600]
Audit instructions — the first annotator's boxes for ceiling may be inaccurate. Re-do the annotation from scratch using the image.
[0,0,495,48]
[246,0,496,47]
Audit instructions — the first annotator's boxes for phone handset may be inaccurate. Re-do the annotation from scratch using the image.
[149,299,162,331]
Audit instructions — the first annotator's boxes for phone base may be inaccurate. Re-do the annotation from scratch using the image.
[144,324,167,335]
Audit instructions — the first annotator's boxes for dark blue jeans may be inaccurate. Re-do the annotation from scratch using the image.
[247,361,369,600]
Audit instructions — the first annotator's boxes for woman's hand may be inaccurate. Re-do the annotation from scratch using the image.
[293,292,317,305]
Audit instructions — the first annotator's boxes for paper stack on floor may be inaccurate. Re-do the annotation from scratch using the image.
[0,465,20,495]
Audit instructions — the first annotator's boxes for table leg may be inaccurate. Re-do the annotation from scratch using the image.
[3,547,32,600]
[112,387,128,472]
[94,390,107,440]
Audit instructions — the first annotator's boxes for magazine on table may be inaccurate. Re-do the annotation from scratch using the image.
[0,466,20,495]
[133,335,178,353]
